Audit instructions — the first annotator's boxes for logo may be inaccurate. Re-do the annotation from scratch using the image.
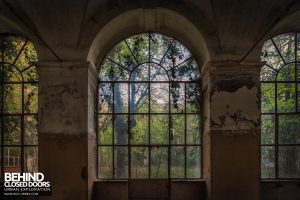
[1,173,52,196]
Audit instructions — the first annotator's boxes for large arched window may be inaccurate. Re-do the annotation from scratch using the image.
[98,33,201,179]
[0,34,38,176]
[260,32,300,179]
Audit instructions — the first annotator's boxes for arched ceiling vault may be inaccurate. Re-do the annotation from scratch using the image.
[0,0,300,65]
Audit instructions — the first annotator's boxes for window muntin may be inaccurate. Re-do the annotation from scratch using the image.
[98,33,201,179]
[0,35,38,176]
[261,32,300,179]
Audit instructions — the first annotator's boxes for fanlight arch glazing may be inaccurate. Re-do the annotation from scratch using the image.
[260,32,300,179]
[98,33,202,179]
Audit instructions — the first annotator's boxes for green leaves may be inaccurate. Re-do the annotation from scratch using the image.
[98,33,201,179]
[260,32,300,179]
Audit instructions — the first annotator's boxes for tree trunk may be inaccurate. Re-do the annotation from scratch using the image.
[114,84,127,177]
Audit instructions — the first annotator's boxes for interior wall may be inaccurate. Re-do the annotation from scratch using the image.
[0,1,300,200]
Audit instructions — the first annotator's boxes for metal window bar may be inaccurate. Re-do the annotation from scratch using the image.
[260,32,300,180]
[97,33,202,180]
[0,35,39,178]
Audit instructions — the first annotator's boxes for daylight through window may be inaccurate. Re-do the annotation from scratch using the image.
[98,33,202,179]
[0,35,38,176]
[261,32,300,179]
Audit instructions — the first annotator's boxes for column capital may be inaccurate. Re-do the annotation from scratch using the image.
[201,61,264,78]
[36,60,98,89]
[37,60,89,68]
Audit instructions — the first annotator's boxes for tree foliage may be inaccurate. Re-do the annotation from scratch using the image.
[0,35,38,173]
[260,32,300,179]
[98,33,201,179]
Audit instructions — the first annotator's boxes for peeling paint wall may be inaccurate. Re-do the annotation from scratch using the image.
[39,65,88,136]
[209,63,260,136]
[211,86,259,136]
[202,62,261,200]
[38,62,94,200]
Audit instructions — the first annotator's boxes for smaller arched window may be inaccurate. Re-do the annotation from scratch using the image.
[260,32,300,179]
[0,34,38,176]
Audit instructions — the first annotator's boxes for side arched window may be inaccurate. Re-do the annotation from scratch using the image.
[261,32,300,179]
[0,35,38,176]
[98,33,202,179]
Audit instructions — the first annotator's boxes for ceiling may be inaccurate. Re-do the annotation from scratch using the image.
[0,0,299,63]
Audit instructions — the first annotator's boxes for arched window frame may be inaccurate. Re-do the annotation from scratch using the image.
[260,32,300,179]
[97,32,202,180]
[0,34,39,176]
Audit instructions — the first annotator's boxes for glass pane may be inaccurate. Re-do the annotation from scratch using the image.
[100,58,129,81]
[131,115,148,144]
[24,83,38,113]
[114,147,128,179]
[130,83,149,113]
[277,64,295,81]
[4,147,21,173]
[261,115,275,145]
[106,41,137,71]
[150,63,169,81]
[170,115,184,144]
[14,41,38,70]
[277,83,295,113]
[297,65,300,81]
[260,65,277,81]
[150,83,169,113]
[130,64,149,81]
[98,147,113,179]
[5,37,30,62]
[125,34,149,64]
[114,83,128,113]
[170,83,185,113]
[23,65,38,82]
[151,147,168,178]
[3,116,21,145]
[131,147,148,178]
[187,115,201,144]
[273,33,295,64]
[3,84,22,113]
[114,115,128,145]
[150,33,173,63]
[171,146,184,179]
[150,115,168,144]
[2,64,22,82]
[261,40,285,70]
[297,83,300,112]
[172,59,200,81]
[99,115,113,145]
[279,114,300,144]
[24,115,38,145]
[162,41,192,68]
[24,147,38,173]
[186,83,201,113]
[261,146,275,178]
[297,33,300,62]
[98,83,112,113]
[3,36,22,64]
[261,83,275,113]
[0,83,2,110]
[279,146,300,178]
[186,146,201,178]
